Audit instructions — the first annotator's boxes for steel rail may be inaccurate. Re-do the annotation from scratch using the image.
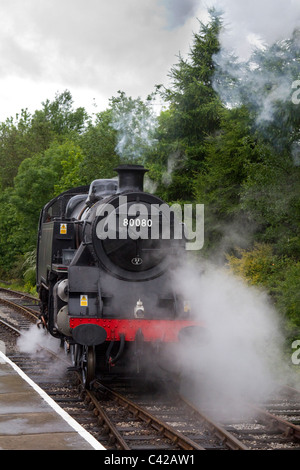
[0,297,39,321]
[249,404,300,441]
[0,286,39,304]
[179,395,249,450]
[0,317,21,336]
[81,384,131,450]
[97,383,206,450]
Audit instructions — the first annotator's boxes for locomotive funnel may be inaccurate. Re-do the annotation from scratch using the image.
[114,164,148,192]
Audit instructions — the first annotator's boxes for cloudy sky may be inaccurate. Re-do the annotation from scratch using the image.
[0,0,299,121]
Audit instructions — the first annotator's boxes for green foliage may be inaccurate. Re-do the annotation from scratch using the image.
[226,244,300,331]
[0,188,25,275]
[240,151,300,258]
[52,140,87,194]
[13,149,61,217]
[0,110,35,190]
[276,263,300,329]
[150,10,224,201]
[226,243,281,287]
[22,249,37,294]
[80,109,120,180]
[0,91,89,192]
[39,90,89,136]
[195,107,256,211]
[0,91,93,274]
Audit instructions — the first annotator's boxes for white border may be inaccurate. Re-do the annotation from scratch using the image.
[0,350,105,450]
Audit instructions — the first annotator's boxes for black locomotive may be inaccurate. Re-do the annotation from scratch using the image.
[36,164,201,387]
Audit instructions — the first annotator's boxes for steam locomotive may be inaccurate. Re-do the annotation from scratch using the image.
[36,164,201,387]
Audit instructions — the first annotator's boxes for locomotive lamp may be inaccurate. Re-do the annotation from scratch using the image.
[134,299,145,318]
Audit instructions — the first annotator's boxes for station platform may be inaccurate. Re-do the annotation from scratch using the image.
[0,347,105,450]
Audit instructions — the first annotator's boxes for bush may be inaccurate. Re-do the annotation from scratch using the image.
[226,243,300,331]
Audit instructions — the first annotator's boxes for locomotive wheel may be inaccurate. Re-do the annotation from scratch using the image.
[81,345,96,389]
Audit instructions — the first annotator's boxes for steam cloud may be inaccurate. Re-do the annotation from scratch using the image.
[208,0,300,124]
[198,0,300,57]
[17,325,67,379]
[110,97,158,163]
[171,259,288,418]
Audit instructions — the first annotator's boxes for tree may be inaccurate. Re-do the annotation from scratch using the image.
[0,90,90,191]
[192,25,300,258]
[0,110,33,189]
[0,188,24,275]
[192,106,261,253]
[12,148,62,237]
[236,33,300,259]
[155,10,224,201]
[226,243,300,333]
[240,149,300,259]
[80,108,120,180]
[39,90,89,136]
[52,140,87,194]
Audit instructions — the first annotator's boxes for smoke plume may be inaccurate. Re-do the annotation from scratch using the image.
[17,325,67,378]
[171,259,288,418]
[209,0,300,124]
[110,94,158,163]
[17,325,60,355]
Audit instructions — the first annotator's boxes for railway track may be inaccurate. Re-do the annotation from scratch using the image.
[0,286,39,328]
[192,392,300,450]
[90,380,248,450]
[1,287,300,451]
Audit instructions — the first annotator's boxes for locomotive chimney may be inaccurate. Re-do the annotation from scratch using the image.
[114,164,148,192]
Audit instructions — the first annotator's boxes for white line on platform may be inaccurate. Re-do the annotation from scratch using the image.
[0,350,105,450]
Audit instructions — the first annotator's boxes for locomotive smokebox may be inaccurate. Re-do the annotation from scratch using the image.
[115,164,148,192]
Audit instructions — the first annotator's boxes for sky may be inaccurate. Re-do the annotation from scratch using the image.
[0,0,299,122]
[0,0,206,121]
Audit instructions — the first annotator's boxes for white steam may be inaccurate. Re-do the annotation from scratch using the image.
[213,41,299,126]
[206,0,300,59]
[172,260,287,418]
[17,325,67,379]
[110,95,158,162]
[208,0,300,125]
[17,325,60,355]
[161,149,186,187]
